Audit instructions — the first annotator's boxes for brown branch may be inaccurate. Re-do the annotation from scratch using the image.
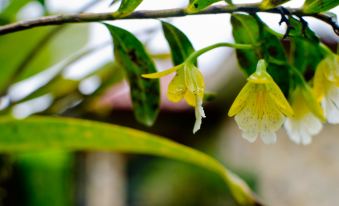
[0,5,338,36]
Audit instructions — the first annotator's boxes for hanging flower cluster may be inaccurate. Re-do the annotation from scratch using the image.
[143,42,338,145]
[230,51,339,145]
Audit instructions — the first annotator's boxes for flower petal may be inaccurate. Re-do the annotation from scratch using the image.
[184,64,205,98]
[184,91,196,106]
[193,97,206,133]
[313,64,327,102]
[241,130,258,143]
[284,112,322,145]
[267,82,294,117]
[301,85,325,121]
[228,83,253,117]
[167,70,186,103]
[234,86,284,144]
[142,64,182,79]
[322,86,339,124]
[260,131,277,144]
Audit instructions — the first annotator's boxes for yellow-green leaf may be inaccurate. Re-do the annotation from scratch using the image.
[187,0,232,13]
[259,0,291,9]
[303,0,339,13]
[113,0,143,17]
[0,116,259,205]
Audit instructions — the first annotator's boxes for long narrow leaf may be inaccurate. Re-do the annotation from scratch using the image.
[0,116,259,205]
[161,21,195,65]
[104,24,160,126]
[231,14,261,75]
[303,0,339,13]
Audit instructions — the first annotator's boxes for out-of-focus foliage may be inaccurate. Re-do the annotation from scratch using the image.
[0,25,88,90]
[303,0,339,13]
[0,116,258,205]
[15,151,73,206]
[129,158,257,206]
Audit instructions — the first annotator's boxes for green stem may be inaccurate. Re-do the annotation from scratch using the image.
[320,43,334,56]
[187,42,253,62]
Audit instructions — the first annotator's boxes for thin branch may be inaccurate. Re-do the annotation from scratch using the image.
[0,4,338,36]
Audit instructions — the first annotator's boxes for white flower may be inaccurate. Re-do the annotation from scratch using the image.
[313,54,339,124]
[284,86,324,145]
[228,60,293,144]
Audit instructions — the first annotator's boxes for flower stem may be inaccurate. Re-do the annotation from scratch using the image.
[320,43,334,56]
[186,42,253,62]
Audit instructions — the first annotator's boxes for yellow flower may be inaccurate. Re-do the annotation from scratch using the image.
[313,54,339,124]
[284,85,325,145]
[142,63,205,133]
[228,60,293,144]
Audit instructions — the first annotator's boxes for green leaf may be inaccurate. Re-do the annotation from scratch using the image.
[256,17,290,96]
[288,17,319,42]
[259,0,291,9]
[232,14,291,95]
[187,0,231,13]
[303,0,339,13]
[231,14,261,76]
[161,21,195,65]
[113,0,143,17]
[291,40,324,74]
[104,24,160,126]
[0,27,50,90]
[0,116,258,205]
[288,17,324,74]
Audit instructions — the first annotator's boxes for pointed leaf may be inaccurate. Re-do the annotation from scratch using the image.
[259,0,291,9]
[303,0,339,13]
[114,0,143,17]
[104,24,160,126]
[187,0,230,13]
[256,17,290,96]
[161,21,195,65]
[288,17,324,74]
[0,116,259,205]
[231,14,261,76]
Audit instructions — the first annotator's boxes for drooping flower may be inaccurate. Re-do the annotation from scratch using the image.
[313,54,339,124]
[228,59,293,144]
[142,63,205,133]
[284,85,325,145]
